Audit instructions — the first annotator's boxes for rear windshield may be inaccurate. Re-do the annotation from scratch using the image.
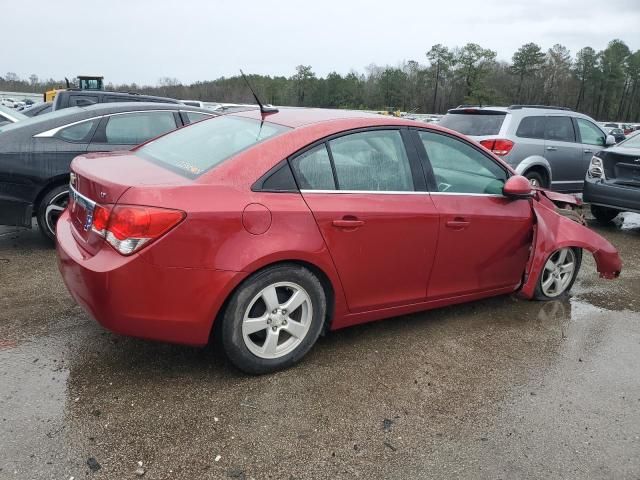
[439,111,506,136]
[137,115,290,177]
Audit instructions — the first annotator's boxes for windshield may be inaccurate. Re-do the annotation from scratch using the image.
[439,112,507,136]
[0,106,83,133]
[137,115,290,177]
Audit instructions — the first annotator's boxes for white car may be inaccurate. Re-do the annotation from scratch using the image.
[1,98,17,108]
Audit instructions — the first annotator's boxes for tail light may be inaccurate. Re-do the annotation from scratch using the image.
[587,156,606,180]
[91,204,185,255]
[479,138,514,156]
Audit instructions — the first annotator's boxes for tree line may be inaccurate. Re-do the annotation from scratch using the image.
[2,39,639,121]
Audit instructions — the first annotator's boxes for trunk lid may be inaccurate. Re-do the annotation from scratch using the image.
[68,151,191,252]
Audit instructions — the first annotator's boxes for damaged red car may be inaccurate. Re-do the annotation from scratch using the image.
[56,108,622,374]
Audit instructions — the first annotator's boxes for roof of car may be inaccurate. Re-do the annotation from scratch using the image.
[231,107,385,128]
[75,102,215,115]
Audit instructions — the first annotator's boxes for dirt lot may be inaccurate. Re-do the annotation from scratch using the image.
[1,214,639,479]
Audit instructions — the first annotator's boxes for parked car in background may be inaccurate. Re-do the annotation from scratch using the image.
[1,98,17,108]
[0,105,27,126]
[584,132,640,222]
[607,127,626,143]
[52,90,181,111]
[21,102,52,117]
[56,108,621,374]
[439,105,615,191]
[0,102,217,240]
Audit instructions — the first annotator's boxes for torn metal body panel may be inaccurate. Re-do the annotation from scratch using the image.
[519,200,622,299]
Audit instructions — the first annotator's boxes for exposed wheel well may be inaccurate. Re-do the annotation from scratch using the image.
[33,175,70,216]
[524,166,550,188]
[209,259,336,344]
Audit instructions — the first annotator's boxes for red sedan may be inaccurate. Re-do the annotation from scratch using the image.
[56,108,622,374]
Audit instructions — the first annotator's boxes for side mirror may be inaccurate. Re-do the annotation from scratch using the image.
[503,175,534,198]
[605,135,616,146]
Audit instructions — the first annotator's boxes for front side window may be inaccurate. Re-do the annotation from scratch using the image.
[137,115,290,177]
[291,144,335,190]
[418,131,507,194]
[328,130,414,191]
[103,111,177,145]
[56,119,98,142]
[545,116,575,142]
[576,118,605,146]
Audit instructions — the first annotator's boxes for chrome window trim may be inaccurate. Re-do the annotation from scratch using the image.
[299,189,505,197]
[34,117,101,138]
[33,109,186,138]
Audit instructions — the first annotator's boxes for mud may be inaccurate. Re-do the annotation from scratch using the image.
[1,214,639,479]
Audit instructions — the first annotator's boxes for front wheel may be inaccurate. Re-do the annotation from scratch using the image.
[37,185,69,243]
[534,247,582,300]
[221,264,327,374]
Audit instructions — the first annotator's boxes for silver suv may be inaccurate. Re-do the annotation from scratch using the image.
[438,105,616,192]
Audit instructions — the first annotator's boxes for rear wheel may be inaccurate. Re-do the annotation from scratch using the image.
[221,264,326,374]
[590,205,619,224]
[534,247,582,300]
[36,185,69,243]
[525,170,546,188]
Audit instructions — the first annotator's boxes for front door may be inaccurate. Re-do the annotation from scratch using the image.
[414,130,533,299]
[290,129,439,313]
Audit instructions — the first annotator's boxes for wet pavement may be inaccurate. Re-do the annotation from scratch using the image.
[1,214,639,479]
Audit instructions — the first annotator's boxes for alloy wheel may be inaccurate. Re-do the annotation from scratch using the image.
[242,282,313,359]
[540,248,576,298]
[44,189,69,237]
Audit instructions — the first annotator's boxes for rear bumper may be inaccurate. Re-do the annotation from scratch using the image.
[583,177,640,213]
[56,210,246,346]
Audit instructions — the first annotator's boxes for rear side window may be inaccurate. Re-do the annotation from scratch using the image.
[137,116,290,177]
[291,144,335,190]
[102,111,177,145]
[69,95,98,107]
[439,112,506,136]
[184,111,213,124]
[56,119,99,142]
[516,116,546,139]
[329,130,414,191]
[545,116,575,142]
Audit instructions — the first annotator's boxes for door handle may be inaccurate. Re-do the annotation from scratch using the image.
[546,146,557,151]
[584,149,593,153]
[445,218,470,230]
[332,219,364,228]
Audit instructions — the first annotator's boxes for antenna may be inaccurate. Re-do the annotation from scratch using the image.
[240,70,278,115]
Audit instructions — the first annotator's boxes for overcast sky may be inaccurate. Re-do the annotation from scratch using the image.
[6,0,640,85]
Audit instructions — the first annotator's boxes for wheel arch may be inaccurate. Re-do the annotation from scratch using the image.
[209,258,339,343]
[515,156,552,187]
[33,174,70,215]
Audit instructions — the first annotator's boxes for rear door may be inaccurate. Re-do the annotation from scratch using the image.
[86,110,179,152]
[544,115,582,191]
[414,129,533,299]
[290,128,440,313]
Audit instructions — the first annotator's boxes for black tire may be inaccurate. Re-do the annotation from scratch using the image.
[36,184,69,243]
[590,204,619,224]
[524,170,546,189]
[534,248,582,300]
[221,264,327,374]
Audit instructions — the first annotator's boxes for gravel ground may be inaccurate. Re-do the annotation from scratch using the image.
[0,214,639,479]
